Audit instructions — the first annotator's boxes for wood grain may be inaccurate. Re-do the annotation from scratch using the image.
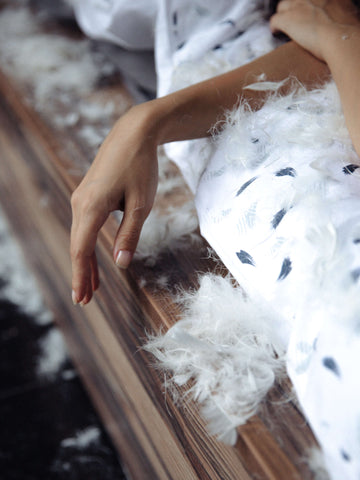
[0,66,319,479]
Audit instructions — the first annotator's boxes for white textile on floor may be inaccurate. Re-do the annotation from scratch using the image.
[71,1,360,477]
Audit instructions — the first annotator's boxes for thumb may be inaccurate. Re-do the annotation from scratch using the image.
[113,202,149,269]
[269,12,283,34]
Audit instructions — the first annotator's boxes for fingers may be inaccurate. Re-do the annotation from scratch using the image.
[269,13,284,34]
[276,0,293,12]
[270,1,289,33]
[71,187,152,305]
[113,198,151,269]
[91,253,100,292]
[69,112,158,306]
[270,0,296,33]
[70,232,99,306]
[70,189,106,306]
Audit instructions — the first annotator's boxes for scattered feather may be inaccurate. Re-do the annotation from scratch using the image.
[37,327,68,378]
[61,426,101,449]
[135,203,201,266]
[145,273,286,445]
[243,78,287,92]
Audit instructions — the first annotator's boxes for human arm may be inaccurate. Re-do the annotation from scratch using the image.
[270,0,360,155]
[70,41,330,306]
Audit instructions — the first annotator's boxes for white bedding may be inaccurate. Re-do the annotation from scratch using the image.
[72,1,360,477]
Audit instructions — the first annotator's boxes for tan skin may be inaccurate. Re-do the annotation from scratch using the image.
[70,0,360,306]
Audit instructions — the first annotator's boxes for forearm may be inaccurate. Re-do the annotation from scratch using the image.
[135,41,330,145]
[70,29,330,305]
[322,25,360,155]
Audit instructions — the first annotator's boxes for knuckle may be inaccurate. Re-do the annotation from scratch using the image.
[118,227,141,246]
[70,247,81,261]
[70,189,81,210]
[71,187,100,217]
[131,205,147,224]
[71,189,94,214]
[70,244,86,261]
[130,196,153,222]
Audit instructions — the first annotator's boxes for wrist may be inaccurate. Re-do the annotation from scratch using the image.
[130,82,218,146]
[123,101,164,147]
[134,93,200,146]
[124,97,185,148]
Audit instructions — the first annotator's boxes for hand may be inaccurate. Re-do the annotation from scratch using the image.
[70,104,159,306]
[270,0,360,62]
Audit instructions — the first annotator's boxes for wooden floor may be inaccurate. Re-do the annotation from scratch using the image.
[0,61,320,479]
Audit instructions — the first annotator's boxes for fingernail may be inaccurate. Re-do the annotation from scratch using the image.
[115,250,132,269]
[72,290,78,305]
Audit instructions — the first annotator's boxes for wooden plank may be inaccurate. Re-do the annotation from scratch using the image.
[0,67,318,479]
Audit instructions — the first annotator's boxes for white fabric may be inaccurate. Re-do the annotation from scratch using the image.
[195,83,360,478]
[69,0,158,100]
[72,1,360,478]
[71,0,157,50]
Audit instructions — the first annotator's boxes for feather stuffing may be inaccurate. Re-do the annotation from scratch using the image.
[135,202,201,266]
[145,273,286,445]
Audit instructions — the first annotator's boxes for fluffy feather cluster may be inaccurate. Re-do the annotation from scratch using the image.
[135,202,201,266]
[145,273,286,445]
